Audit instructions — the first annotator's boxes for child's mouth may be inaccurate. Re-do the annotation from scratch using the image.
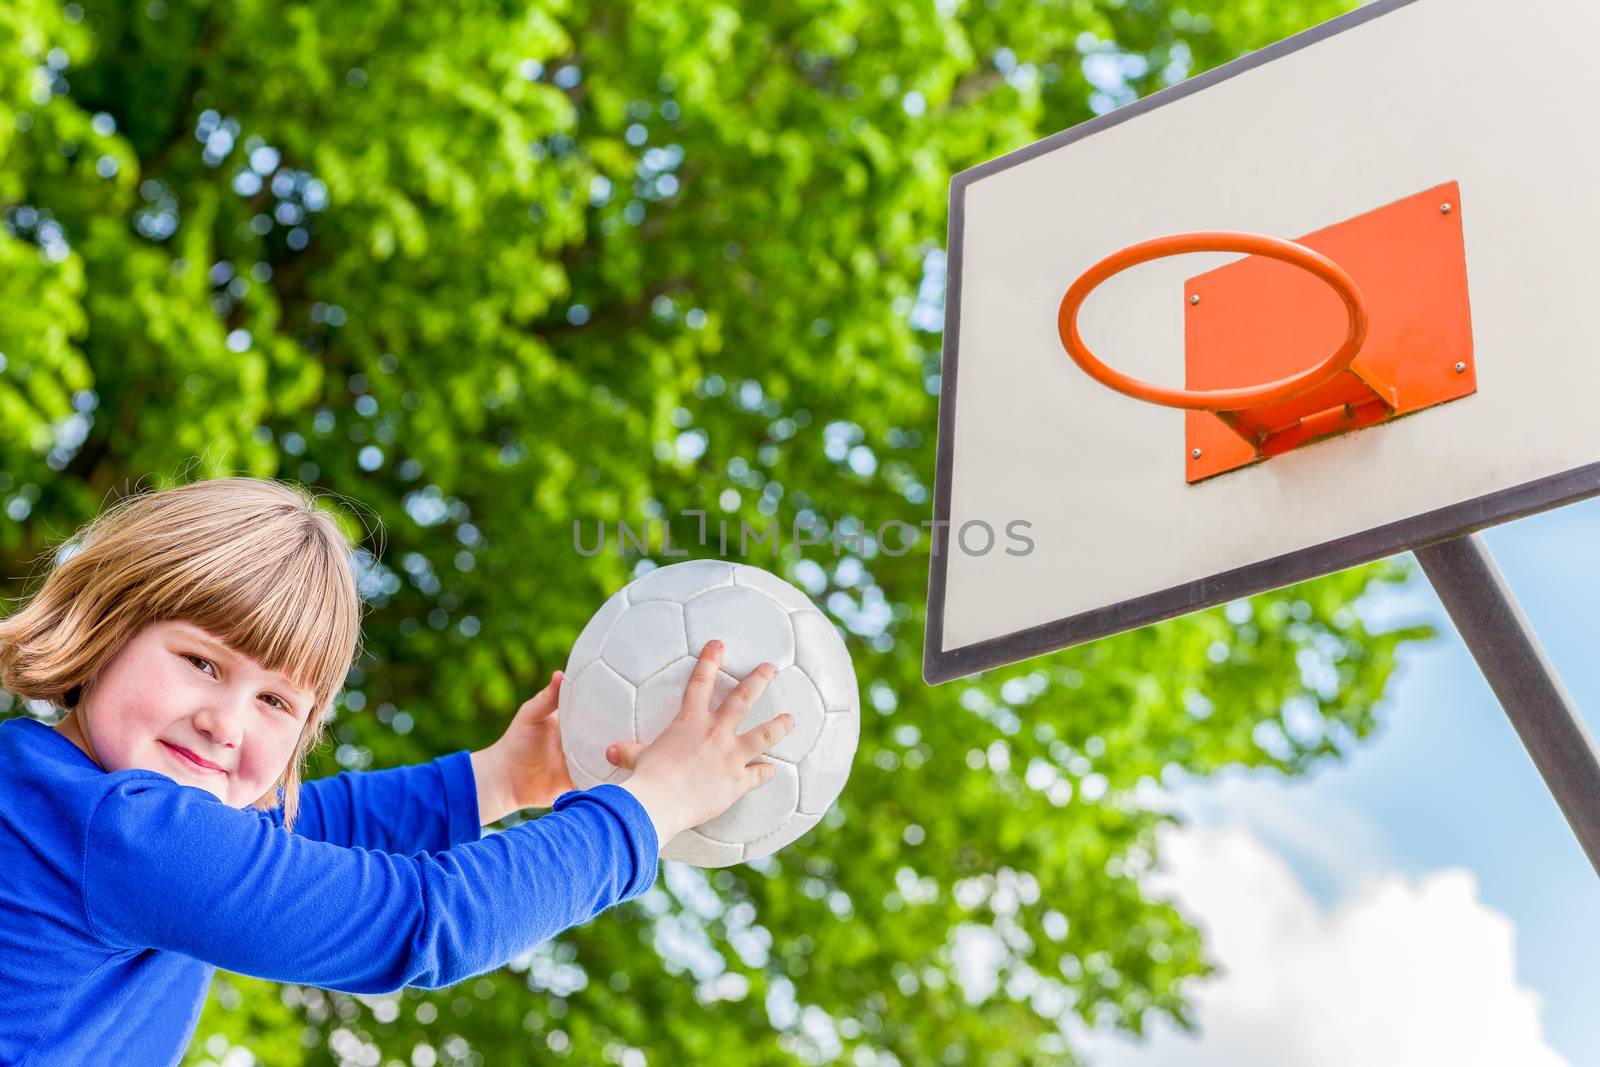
[162,741,226,774]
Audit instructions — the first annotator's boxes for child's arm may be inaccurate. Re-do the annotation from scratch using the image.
[80,772,658,992]
[276,673,569,851]
[273,752,483,853]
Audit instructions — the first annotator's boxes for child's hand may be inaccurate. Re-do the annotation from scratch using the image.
[608,639,795,843]
[475,672,574,816]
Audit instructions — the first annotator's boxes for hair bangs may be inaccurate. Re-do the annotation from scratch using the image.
[166,527,362,719]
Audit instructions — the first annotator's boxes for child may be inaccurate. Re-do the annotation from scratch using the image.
[0,477,794,1065]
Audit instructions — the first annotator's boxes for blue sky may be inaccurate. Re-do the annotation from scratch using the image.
[1069,495,1600,1065]
[1296,496,1600,1061]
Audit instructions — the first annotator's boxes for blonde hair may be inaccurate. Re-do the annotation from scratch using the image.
[0,476,372,831]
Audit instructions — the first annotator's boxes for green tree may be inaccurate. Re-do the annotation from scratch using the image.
[0,0,1419,1063]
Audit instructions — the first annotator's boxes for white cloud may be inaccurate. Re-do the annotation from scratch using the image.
[1075,823,1569,1067]
[1157,770,1398,896]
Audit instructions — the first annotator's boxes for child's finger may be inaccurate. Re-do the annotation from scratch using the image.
[679,641,723,717]
[716,663,775,721]
[606,740,643,768]
[516,670,563,720]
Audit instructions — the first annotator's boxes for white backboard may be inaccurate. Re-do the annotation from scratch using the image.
[925,0,1600,684]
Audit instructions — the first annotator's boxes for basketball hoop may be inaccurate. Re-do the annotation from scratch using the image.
[1056,231,1370,412]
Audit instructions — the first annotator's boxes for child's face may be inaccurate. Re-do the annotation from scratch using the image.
[70,619,316,807]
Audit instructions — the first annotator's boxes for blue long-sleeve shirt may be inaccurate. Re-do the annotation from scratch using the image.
[0,715,659,1067]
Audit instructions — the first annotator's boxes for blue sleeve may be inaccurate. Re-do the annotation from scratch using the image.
[81,776,659,993]
[284,752,482,853]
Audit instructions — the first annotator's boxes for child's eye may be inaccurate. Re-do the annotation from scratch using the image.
[183,653,294,714]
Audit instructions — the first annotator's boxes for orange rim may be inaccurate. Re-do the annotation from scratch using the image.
[1056,231,1369,411]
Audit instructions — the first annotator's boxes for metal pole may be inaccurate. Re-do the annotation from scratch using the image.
[1414,533,1600,878]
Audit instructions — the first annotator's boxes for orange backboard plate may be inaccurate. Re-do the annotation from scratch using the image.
[1184,181,1476,482]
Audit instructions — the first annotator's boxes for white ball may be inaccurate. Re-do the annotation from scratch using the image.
[558,559,860,867]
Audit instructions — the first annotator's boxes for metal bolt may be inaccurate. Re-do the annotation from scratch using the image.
[1189,294,1200,306]
[1454,361,1467,373]
[1191,448,1203,459]
[1440,203,1453,214]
